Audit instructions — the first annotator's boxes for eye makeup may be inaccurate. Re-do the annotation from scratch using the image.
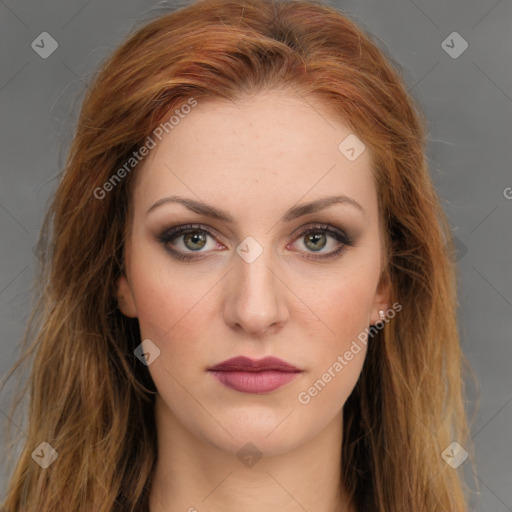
[156,222,356,262]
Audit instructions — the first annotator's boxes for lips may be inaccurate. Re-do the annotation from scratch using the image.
[208,356,302,394]
[208,356,301,372]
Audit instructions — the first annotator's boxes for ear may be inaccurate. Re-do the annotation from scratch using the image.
[116,274,138,318]
[369,271,391,325]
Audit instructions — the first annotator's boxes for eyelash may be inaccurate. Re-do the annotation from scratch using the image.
[157,223,354,262]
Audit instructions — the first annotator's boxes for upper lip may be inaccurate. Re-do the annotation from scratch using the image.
[208,356,302,373]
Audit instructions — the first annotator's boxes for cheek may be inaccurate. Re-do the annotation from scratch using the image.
[307,278,372,375]
[296,277,373,415]
[128,248,210,347]
[306,268,378,341]
[298,254,380,402]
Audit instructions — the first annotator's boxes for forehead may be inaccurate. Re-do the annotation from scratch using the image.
[132,89,376,221]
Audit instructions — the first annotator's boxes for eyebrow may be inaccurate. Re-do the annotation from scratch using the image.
[146,194,364,222]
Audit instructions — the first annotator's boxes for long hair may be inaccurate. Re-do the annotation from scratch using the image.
[0,0,472,510]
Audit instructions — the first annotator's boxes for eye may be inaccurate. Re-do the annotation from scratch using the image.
[157,223,354,262]
[157,224,219,261]
[288,224,354,260]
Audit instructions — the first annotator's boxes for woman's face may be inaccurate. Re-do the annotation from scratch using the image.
[117,89,389,456]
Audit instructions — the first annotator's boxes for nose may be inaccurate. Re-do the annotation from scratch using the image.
[223,246,289,337]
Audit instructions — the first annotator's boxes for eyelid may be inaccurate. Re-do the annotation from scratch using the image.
[291,222,348,239]
[158,222,353,259]
[157,223,224,249]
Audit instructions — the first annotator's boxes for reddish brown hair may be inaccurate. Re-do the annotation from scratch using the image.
[1,0,471,510]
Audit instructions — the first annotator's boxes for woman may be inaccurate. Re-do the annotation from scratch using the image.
[0,0,472,510]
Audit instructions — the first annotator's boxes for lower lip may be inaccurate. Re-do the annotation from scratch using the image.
[209,370,300,394]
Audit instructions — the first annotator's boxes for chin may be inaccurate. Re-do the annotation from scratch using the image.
[198,407,314,458]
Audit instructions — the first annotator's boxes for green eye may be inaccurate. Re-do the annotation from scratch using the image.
[158,223,354,262]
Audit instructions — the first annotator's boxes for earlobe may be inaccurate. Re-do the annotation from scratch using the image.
[116,274,138,318]
[371,272,391,325]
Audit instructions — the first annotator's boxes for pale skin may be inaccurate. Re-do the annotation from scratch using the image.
[117,89,389,512]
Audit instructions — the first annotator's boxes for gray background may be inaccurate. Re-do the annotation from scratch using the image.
[0,0,511,510]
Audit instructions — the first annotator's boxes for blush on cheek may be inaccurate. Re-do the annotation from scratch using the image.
[131,277,214,357]
[329,284,375,343]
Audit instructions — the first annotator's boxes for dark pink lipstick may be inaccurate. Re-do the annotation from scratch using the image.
[208,356,302,394]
